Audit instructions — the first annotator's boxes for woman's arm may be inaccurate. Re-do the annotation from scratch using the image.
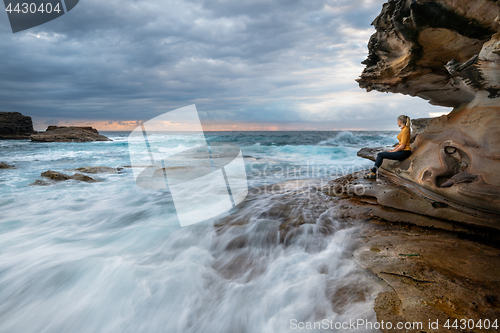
[390,128,409,152]
[389,143,405,152]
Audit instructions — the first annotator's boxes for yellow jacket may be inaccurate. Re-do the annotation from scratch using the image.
[397,126,411,151]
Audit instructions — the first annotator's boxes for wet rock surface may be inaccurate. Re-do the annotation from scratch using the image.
[0,112,35,140]
[354,0,500,327]
[320,169,500,331]
[355,221,500,333]
[0,162,15,169]
[31,170,98,185]
[31,126,111,142]
[216,179,500,330]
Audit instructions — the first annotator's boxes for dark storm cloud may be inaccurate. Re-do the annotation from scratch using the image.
[0,0,448,129]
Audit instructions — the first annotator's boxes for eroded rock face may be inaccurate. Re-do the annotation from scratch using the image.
[354,221,500,332]
[384,99,500,215]
[353,1,500,327]
[357,0,500,107]
[0,112,35,140]
[410,117,431,140]
[357,0,500,217]
[31,126,111,142]
[322,171,500,234]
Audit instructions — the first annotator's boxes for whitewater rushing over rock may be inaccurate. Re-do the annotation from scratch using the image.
[0,131,397,333]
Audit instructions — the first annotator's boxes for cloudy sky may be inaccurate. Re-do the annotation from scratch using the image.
[0,0,450,131]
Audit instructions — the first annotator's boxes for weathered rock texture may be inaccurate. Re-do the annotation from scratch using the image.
[401,102,500,215]
[357,0,500,217]
[30,126,111,142]
[214,178,500,331]
[354,220,500,333]
[0,112,35,140]
[321,172,500,332]
[352,0,500,329]
[323,171,500,237]
[410,117,431,141]
[357,0,500,107]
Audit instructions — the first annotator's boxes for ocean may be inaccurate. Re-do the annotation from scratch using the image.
[0,131,398,333]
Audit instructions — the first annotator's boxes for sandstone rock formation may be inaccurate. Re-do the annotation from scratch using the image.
[30,126,111,142]
[409,117,431,141]
[354,220,500,332]
[357,0,500,107]
[0,112,35,140]
[214,178,500,329]
[350,0,500,329]
[356,0,500,217]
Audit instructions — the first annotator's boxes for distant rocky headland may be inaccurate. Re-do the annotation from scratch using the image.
[0,112,111,142]
[31,126,111,142]
[0,112,35,140]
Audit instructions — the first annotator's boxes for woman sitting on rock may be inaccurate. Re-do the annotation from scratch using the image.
[365,115,412,179]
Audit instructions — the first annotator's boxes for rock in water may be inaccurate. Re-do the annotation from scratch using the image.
[31,126,111,142]
[41,170,72,181]
[72,166,122,174]
[0,162,15,169]
[70,173,97,182]
[40,170,96,183]
[0,112,35,140]
[29,179,50,186]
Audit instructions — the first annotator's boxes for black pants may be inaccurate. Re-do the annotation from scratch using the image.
[372,150,411,172]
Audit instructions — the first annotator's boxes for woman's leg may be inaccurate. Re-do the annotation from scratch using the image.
[371,151,411,172]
